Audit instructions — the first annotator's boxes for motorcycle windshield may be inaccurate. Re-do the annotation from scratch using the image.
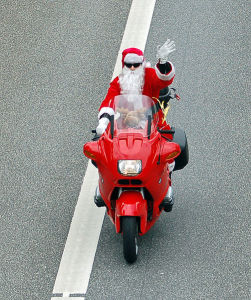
[112,95,159,138]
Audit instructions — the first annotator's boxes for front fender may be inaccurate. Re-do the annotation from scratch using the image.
[115,191,147,234]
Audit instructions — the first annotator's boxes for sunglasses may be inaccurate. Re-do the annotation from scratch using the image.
[124,63,142,68]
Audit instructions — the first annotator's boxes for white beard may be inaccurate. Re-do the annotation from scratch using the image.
[119,65,145,95]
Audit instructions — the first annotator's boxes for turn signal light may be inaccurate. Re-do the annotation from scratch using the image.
[83,141,99,160]
[166,151,180,160]
[84,149,96,159]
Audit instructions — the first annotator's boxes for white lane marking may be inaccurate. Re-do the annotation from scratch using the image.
[51,0,156,298]
[52,162,104,297]
[51,294,85,300]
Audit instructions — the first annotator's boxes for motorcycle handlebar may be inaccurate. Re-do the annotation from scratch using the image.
[92,129,175,135]
[158,129,175,134]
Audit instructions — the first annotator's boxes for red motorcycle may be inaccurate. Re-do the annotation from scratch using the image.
[83,94,188,263]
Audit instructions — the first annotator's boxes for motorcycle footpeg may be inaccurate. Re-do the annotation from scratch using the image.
[94,197,106,207]
[160,186,174,212]
[94,186,105,207]
[163,202,173,212]
[160,197,174,212]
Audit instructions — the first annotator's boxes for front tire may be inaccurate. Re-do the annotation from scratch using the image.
[122,216,138,263]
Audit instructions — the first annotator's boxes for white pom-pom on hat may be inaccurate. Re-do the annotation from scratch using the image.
[145,61,151,68]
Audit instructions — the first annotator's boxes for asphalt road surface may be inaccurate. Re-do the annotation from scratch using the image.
[1,0,250,299]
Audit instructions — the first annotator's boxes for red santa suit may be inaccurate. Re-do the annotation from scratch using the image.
[98,47,175,128]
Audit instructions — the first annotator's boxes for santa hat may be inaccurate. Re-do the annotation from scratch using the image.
[122,48,145,67]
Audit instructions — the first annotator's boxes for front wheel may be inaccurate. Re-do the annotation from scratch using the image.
[122,216,138,263]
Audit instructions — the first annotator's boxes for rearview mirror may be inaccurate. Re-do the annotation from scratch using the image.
[161,142,181,163]
[83,141,100,161]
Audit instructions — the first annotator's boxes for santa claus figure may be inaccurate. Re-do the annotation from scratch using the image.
[95,39,177,211]
[96,39,176,135]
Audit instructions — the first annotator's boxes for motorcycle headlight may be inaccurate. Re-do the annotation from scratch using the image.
[118,160,142,176]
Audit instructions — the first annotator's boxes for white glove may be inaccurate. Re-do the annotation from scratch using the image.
[96,117,110,135]
[156,39,176,64]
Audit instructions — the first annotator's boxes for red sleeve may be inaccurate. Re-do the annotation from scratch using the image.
[99,77,120,111]
[149,61,175,90]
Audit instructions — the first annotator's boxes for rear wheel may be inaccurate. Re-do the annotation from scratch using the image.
[122,216,138,263]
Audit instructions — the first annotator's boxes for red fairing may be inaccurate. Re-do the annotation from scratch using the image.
[84,95,181,238]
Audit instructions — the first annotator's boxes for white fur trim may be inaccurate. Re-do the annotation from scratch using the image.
[98,107,115,119]
[124,53,144,64]
[145,61,151,68]
[155,61,175,81]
